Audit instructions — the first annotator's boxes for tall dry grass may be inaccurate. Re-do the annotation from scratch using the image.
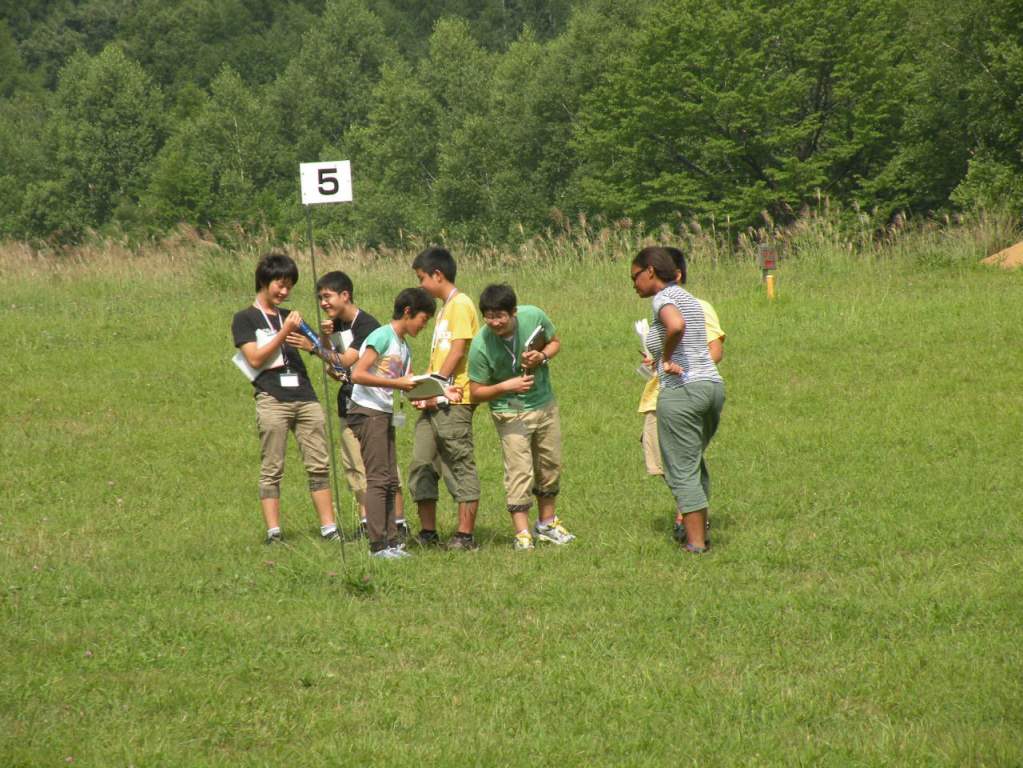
[2,207,1018,281]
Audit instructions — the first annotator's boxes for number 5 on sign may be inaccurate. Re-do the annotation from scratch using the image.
[300,161,353,205]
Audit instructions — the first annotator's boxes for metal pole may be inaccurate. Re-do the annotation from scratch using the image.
[305,206,348,564]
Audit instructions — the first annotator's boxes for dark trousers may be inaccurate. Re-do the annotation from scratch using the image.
[347,405,400,550]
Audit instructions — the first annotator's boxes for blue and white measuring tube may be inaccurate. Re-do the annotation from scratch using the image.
[298,320,346,376]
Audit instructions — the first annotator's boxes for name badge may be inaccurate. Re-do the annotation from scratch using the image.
[391,410,406,428]
[280,372,299,388]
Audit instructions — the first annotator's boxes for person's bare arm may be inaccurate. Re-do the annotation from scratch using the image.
[658,304,686,375]
[436,338,468,379]
[469,375,535,403]
[708,338,723,364]
[521,336,561,371]
[240,311,303,368]
[351,348,415,391]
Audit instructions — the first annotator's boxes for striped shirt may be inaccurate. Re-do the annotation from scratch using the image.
[647,285,723,388]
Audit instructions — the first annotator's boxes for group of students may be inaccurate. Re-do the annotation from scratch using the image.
[231,247,575,558]
[232,244,725,557]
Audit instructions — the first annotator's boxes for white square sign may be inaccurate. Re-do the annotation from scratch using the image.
[299,160,353,205]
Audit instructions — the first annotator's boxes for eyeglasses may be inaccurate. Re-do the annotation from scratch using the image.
[630,267,650,284]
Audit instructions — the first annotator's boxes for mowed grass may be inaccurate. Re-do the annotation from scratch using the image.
[2,248,1022,766]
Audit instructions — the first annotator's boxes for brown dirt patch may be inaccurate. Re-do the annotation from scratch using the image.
[982,241,1023,269]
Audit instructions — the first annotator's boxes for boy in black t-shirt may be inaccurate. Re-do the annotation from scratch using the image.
[289,271,409,539]
[231,252,339,544]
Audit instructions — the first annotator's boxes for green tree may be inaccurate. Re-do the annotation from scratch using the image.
[146,66,283,229]
[868,0,1023,215]
[121,0,311,89]
[269,0,396,168]
[0,0,54,41]
[366,0,573,56]
[330,16,496,243]
[341,60,440,244]
[420,17,496,238]
[19,0,131,88]
[0,92,51,237]
[0,19,39,97]
[475,4,648,238]
[51,44,165,234]
[571,0,912,227]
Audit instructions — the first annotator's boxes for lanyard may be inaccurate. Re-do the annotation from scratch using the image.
[431,288,458,354]
[501,322,519,373]
[333,309,358,351]
[254,302,290,369]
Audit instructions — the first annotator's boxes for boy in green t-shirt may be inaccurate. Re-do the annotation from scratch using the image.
[467,283,576,550]
[408,247,482,550]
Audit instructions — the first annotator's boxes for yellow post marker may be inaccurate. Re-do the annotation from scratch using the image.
[757,244,778,300]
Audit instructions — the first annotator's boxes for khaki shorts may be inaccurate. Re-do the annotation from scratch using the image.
[641,410,664,476]
[255,393,330,499]
[408,405,479,503]
[491,400,561,511]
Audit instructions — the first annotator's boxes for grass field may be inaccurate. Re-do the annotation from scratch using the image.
[2,239,1022,766]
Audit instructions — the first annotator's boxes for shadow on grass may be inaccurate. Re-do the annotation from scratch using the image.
[343,568,377,598]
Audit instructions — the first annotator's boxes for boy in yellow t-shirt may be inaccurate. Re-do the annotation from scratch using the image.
[408,247,482,550]
[637,248,725,540]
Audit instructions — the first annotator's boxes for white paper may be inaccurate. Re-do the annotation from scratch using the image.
[634,318,651,357]
[231,330,283,382]
[256,328,285,370]
[232,351,260,382]
[403,374,448,400]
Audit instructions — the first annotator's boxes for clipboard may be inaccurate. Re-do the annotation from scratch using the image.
[403,374,449,400]
[524,324,546,352]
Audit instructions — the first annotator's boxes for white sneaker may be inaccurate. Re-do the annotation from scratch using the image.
[534,516,576,545]
[370,548,403,559]
[389,545,413,558]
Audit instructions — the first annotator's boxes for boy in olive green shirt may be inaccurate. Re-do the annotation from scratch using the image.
[467,283,576,551]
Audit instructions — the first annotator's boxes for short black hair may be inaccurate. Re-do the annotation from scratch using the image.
[316,270,354,299]
[632,247,678,283]
[478,283,517,315]
[411,246,457,282]
[255,252,299,291]
[392,287,436,320]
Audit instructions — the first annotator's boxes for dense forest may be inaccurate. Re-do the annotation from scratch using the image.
[1,0,1021,245]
